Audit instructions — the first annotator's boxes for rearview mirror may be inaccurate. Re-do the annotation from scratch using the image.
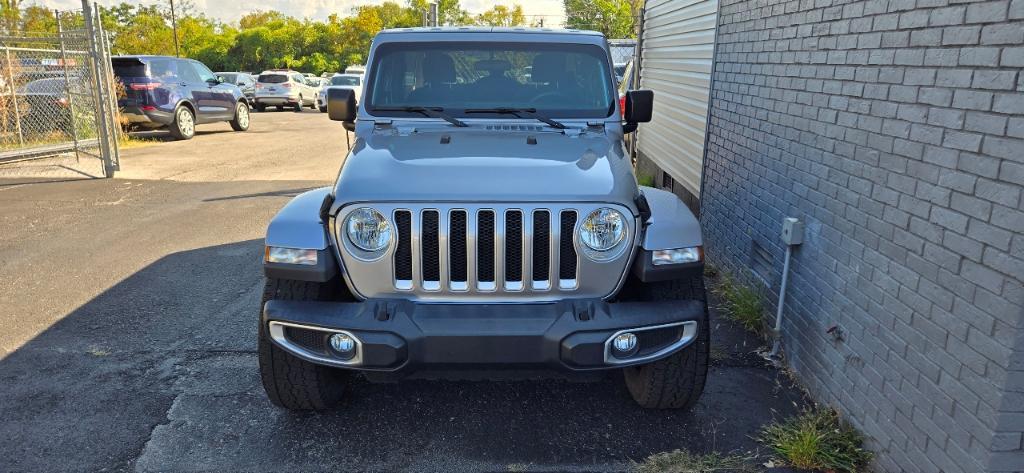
[328,87,356,130]
[623,89,654,134]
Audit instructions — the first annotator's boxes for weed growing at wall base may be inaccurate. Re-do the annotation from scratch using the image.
[758,408,872,473]
[711,273,764,334]
[634,450,754,473]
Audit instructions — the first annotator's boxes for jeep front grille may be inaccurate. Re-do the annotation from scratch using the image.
[336,203,636,302]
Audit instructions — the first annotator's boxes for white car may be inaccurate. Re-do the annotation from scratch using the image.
[317,73,363,113]
[253,70,318,112]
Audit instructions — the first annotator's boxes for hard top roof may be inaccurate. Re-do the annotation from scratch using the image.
[378,26,603,36]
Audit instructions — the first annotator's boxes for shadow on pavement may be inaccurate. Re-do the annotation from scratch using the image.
[0,239,810,472]
[202,186,323,202]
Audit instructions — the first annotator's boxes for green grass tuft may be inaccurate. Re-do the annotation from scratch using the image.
[713,274,764,333]
[637,173,656,187]
[634,450,752,473]
[758,408,873,473]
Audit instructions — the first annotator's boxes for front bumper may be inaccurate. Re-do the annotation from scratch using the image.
[262,298,705,373]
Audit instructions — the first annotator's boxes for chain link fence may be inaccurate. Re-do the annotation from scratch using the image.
[608,39,637,65]
[0,1,119,178]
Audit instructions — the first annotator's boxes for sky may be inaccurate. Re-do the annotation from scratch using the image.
[37,0,568,26]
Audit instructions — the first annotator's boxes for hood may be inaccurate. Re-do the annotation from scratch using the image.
[332,128,637,208]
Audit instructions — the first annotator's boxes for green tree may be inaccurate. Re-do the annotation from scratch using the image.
[5,0,535,73]
[563,0,636,38]
[1,0,20,34]
[19,6,56,33]
[439,0,471,25]
[475,4,526,26]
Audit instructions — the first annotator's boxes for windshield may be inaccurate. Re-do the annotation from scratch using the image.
[258,74,288,84]
[366,42,615,119]
[331,76,360,86]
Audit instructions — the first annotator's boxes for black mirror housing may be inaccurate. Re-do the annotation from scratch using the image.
[327,88,357,124]
[624,90,654,124]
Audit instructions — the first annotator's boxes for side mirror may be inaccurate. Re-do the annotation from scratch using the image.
[623,89,654,134]
[328,87,356,130]
[207,78,221,85]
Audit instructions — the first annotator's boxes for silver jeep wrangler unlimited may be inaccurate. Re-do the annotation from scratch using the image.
[260,28,708,410]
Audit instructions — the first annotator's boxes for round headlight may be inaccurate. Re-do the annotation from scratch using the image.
[579,208,626,251]
[345,208,391,252]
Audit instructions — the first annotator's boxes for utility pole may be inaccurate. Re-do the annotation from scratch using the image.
[169,0,180,57]
[429,2,438,26]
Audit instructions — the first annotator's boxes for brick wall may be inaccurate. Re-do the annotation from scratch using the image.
[697,0,1024,470]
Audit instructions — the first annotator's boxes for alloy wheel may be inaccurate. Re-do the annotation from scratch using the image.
[178,108,194,137]
[237,103,250,128]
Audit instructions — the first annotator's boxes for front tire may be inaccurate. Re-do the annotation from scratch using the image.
[621,277,709,410]
[168,105,195,140]
[258,278,349,410]
[230,102,250,131]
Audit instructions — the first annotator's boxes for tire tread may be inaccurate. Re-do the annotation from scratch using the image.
[258,278,347,410]
[622,275,709,410]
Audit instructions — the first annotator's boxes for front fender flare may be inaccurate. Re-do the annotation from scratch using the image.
[264,187,338,282]
[265,187,333,250]
[638,186,702,251]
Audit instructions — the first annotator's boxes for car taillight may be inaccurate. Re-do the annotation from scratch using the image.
[255,83,263,89]
[129,82,161,91]
[281,83,292,88]
[619,95,626,118]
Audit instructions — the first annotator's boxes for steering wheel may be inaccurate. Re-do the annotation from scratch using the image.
[530,91,571,104]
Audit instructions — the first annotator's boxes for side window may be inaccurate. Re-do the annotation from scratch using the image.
[177,60,202,83]
[148,58,176,79]
[292,73,304,84]
[190,61,217,83]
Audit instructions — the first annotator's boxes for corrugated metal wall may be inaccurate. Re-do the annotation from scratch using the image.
[636,0,718,198]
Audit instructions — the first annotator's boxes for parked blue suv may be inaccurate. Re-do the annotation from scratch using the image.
[113,55,250,140]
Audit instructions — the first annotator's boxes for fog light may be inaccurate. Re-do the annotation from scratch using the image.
[328,333,356,360]
[612,332,638,358]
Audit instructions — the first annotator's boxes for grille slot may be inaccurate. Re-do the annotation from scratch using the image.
[450,210,468,284]
[394,210,412,282]
[477,210,496,285]
[422,210,441,286]
[559,211,578,282]
[532,210,550,286]
[505,211,523,285]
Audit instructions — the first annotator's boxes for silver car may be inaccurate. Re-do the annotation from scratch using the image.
[253,70,317,112]
[317,73,362,113]
[258,28,707,412]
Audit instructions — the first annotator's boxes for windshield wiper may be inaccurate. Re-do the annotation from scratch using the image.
[464,107,567,129]
[371,106,467,127]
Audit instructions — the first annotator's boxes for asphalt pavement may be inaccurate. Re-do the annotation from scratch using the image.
[0,110,809,472]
